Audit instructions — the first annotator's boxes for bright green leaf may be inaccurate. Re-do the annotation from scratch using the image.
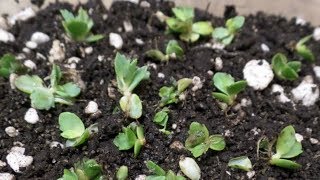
[276,125,297,156]
[59,112,85,139]
[212,27,230,40]
[177,78,192,94]
[213,72,235,94]
[146,50,168,62]
[185,122,209,149]
[113,127,137,150]
[226,80,247,96]
[209,135,226,151]
[15,75,44,94]
[270,158,301,170]
[62,169,78,180]
[191,143,208,158]
[146,161,166,176]
[165,40,184,58]
[172,7,194,22]
[116,166,128,180]
[296,35,315,62]
[212,92,232,105]
[153,109,169,128]
[192,21,213,35]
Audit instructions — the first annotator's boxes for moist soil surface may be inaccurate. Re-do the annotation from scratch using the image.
[0,0,319,179]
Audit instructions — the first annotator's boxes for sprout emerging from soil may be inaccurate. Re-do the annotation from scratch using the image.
[14,64,81,110]
[185,122,225,158]
[145,40,184,62]
[58,112,98,147]
[116,165,128,180]
[212,16,245,45]
[146,160,186,180]
[114,53,150,119]
[272,53,301,81]
[0,53,26,78]
[113,122,146,158]
[212,72,247,105]
[295,35,315,62]
[58,158,104,180]
[159,78,192,107]
[153,107,171,135]
[60,8,104,42]
[228,156,252,171]
[166,7,213,42]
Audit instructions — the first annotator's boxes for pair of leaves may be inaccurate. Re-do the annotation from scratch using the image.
[272,53,301,80]
[146,40,184,62]
[153,108,171,135]
[212,72,247,105]
[212,16,245,45]
[60,8,104,42]
[228,156,252,171]
[166,7,213,42]
[59,112,98,147]
[14,64,81,110]
[295,35,315,62]
[185,122,226,158]
[0,54,26,78]
[113,123,145,158]
[146,161,186,180]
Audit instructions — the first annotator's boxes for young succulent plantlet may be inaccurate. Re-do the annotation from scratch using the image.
[272,53,301,81]
[113,122,146,158]
[116,166,128,180]
[212,16,245,45]
[58,158,104,180]
[146,160,186,180]
[114,53,150,119]
[228,156,252,171]
[153,107,171,135]
[60,8,104,42]
[159,78,192,107]
[146,40,184,62]
[0,53,26,78]
[295,35,315,62]
[14,64,81,110]
[166,7,213,42]
[185,122,225,158]
[212,72,247,106]
[58,112,98,147]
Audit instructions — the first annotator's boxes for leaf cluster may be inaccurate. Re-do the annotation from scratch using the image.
[153,108,171,135]
[228,156,252,171]
[185,122,225,158]
[295,35,315,62]
[146,40,184,62]
[0,54,26,78]
[272,53,301,80]
[14,64,81,110]
[146,160,186,180]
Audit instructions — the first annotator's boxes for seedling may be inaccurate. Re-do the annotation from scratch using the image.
[272,53,301,80]
[14,64,80,110]
[58,158,104,180]
[146,40,184,62]
[146,160,186,180]
[113,122,146,158]
[153,107,171,135]
[185,122,225,158]
[60,8,104,42]
[159,78,192,107]
[228,156,252,171]
[212,72,247,105]
[295,35,315,62]
[58,112,98,147]
[114,53,150,119]
[166,7,213,42]
[0,53,25,78]
[116,166,128,180]
[212,16,245,45]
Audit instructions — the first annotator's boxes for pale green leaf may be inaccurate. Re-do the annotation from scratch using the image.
[185,122,209,149]
[60,82,81,97]
[212,92,232,105]
[113,127,136,150]
[192,21,213,35]
[30,87,55,110]
[228,156,252,171]
[281,141,303,159]
[212,72,235,94]
[62,169,78,180]
[146,161,166,176]
[276,125,297,156]
[177,78,192,94]
[15,75,44,94]
[59,112,85,139]
[226,80,247,96]
[172,7,194,22]
[146,50,168,62]
[226,16,245,33]
[165,40,184,58]
[212,27,230,40]
[209,135,226,151]
[191,143,208,158]
[270,158,301,169]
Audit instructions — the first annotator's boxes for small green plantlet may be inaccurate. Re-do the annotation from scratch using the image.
[146,160,186,180]
[60,8,104,42]
[185,122,225,158]
[153,107,171,135]
[114,53,150,119]
[116,166,128,180]
[228,156,252,171]
[159,78,192,107]
[212,16,245,45]
[0,54,26,78]
[295,35,315,62]
[59,158,104,180]
[166,7,213,42]
[14,64,81,110]
[58,112,98,147]
[146,40,184,62]
[212,72,247,105]
[113,122,146,158]
[272,53,301,81]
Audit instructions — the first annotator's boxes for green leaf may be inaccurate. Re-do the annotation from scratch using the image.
[59,112,85,139]
[222,34,234,45]
[166,170,186,180]
[153,109,169,128]
[172,7,194,22]
[113,127,136,150]
[30,87,55,110]
[50,64,62,89]
[226,80,247,96]
[212,27,230,40]
[185,122,209,149]
[270,158,301,169]
[146,161,166,176]
[177,78,192,94]
[226,16,245,33]
[212,92,232,105]
[287,61,301,72]
[192,21,213,35]
[60,9,75,21]
[81,159,102,179]
[272,53,301,80]
[159,86,178,106]
[276,125,297,157]
[165,40,184,58]
[60,82,81,97]
[86,34,104,43]
[146,176,166,180]
[116,166,128,180]
[15,75,44,94]
[62,169,78,180]
[180,32,200,42]
[208,135,226,151]
[228,156,252,171]
[120,94,143,119]
[191,143,209,158]
[66,129,90,147]
[63,20,89,41]
[134,139,143,158]
[281,141,303,159]
[146,50,168,62]
[166,18,189,33]
[212,72,235,94]
[281,66,299,80]
[0,54,24,78]
[296,35,315,62]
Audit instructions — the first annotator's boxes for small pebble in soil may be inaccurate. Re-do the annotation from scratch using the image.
[251,127,260,135]
[6,146,33,173]
[155,11,167,22]
[9,73,17,89]
[140,1,151,8]
[295,17,306,25]
[0,160,6,167]
[123,20,133,32]
[135,38,144,45]
[5,126,19,137]
[0,29,15,43]
[271,84,291,103]
[247,171,256,179]
[24,60,37,70]
[8,7,35,25]
[207,70,213,76]
[192,76,203,91]
[171,123,177,129]
[170,141,184,150]
[24,108,39,124]
[295,133,304,142]
[22,47,31,54]
[0,173,15,180]
[109,32,123,49]
[135,175,146,180]
[0,16,8,30]
[157,72,165,79]
[49,40,65,63]
[85,101,99,114]
[260,43,270,52]
[67,56,81,64]
[313,66,320,80]
[240,98,252,107]
[107,85,116,99]
[97,55,105,62]
[30,32,50,44]
[291,75,319,106]
[313,27,320,41]
[85,46,93,54]
[49,141,64,149]
[25,41,37,49]
[243,59,274,90]
[310,138,319,144]
[214,57,223,70]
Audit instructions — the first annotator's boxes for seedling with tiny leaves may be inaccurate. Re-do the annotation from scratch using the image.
[58,112,98,147]
[166,7,213,42]
[153,107,171,135]
[58,158,104,180]
[185,122,225,158]
[114,53,150,119]
[0,53,26,78]
[272,53,301,80]
[295,35,315,62]
[159,78,192,107]
[146,40,184,62]
[212,16,245,45]
[113,122,146,158]
[146,160,186,180]
[228,156,252,172]
[60,8,104,42]
[14,64,81,110]
[212,72,247,105]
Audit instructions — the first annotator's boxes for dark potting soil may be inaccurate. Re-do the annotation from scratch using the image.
[0,0,319,179]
